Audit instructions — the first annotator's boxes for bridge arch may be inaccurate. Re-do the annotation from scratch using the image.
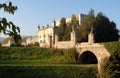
[78,51,98,64]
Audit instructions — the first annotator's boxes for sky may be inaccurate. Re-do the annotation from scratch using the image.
[0,0,120,37]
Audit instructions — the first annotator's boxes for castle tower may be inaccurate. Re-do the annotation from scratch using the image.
[88,28,94,44]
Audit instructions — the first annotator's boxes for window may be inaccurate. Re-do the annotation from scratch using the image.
[40,40,42,43]
[43,40,45,43]
[44,35,45,38]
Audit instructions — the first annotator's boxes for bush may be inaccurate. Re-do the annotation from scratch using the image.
[0,47,50,60]
[101,51,120,78]
[102,42,120,78]
[0,47,79,64]
[64,48,78,64]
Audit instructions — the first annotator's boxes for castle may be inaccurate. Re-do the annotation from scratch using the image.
[2,13,95,48]
[36,13,92,48]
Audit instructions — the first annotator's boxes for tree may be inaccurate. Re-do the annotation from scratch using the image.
[80,9,119,43]
[79,9,95,42]
[70,15,79,27]
[56,18,67,41]
[94,12,119,42]
[81,9,95,32]
[0,1,21,45]
[64,22,72,41]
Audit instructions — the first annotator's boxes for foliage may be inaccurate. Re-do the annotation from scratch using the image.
[80,9,119,43]
[56,9,119,43]
[68,15,80,41]
[64,48,78,64]
[57,15,80,41]
[101,52,120,78]
[94,12,119,42]
[102,42,120,78]
[80,9,95,42]
[0,47,78,64]
[0,47,49,60]
[56,18,67,41]
[0,1,21,45]
[70,15,79,27]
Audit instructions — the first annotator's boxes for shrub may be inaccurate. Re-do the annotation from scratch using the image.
[101,51,120,78]
[64,48,78,64]
[0,47,79,64]
[103,41,120,78]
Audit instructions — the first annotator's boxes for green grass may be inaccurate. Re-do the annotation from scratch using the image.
[0,47,78,64]
[0,47,99,78]
[0,65,98,78]
[104,41,120,54]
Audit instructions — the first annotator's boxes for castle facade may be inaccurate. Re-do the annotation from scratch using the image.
[37,14,87,48]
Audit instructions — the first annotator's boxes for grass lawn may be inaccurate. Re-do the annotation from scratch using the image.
[0,64,98,78]
[0,47,99,78]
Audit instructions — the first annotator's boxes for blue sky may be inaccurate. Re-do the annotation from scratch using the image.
[0,0,120,37]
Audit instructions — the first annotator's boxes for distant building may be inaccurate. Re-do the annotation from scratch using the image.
[37,21,57,48]
[26,37,37,45]
[2,39,15,47]
[55,14,86,26]
[21,36,38,46]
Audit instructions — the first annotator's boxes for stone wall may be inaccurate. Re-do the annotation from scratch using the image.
[37,26,54,48]
[26,37,37,45]
[54,31,76,49]
[54,41,74,49]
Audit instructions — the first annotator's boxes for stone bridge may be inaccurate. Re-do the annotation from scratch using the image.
[76,43,110,75]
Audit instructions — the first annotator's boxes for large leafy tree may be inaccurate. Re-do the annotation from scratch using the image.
[79,9,95,42]
[56,18,67,41]
[65,15,79,41]
[80,9,119,43]
[81,9,95,33]
[0,1,21,45]
[70,15,79,27]
[56,15,78,41]
[94,12,119,42]
[63,15,80,41]
[56,9,119,43]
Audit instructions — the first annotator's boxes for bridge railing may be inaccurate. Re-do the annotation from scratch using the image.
[76,43,103,48]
